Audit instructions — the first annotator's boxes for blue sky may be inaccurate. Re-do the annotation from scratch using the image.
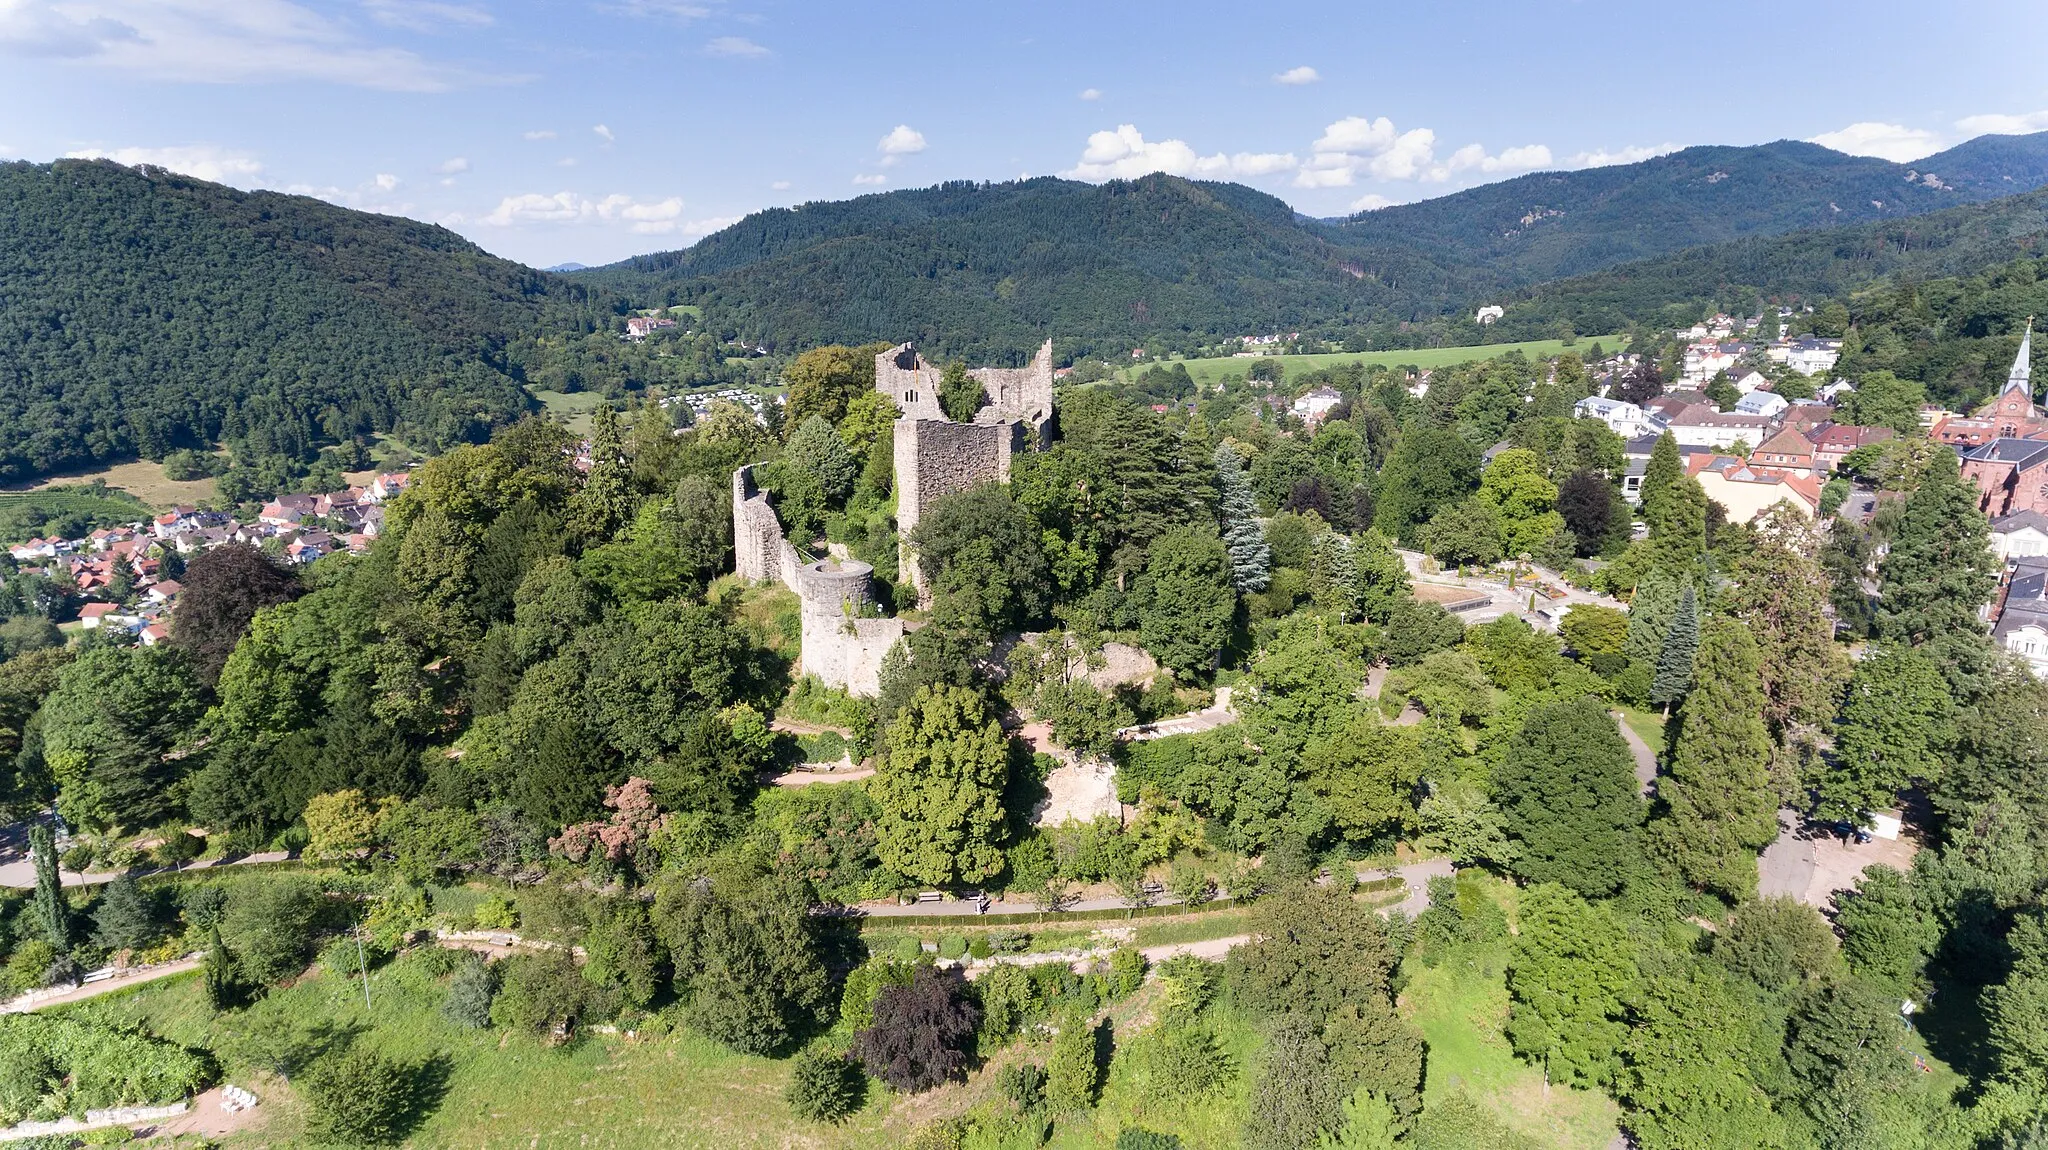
[2,0,2043,268]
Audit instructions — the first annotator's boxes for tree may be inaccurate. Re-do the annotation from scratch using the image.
[442,955,496,1029]
[1874,446,1997,669]
[1318,1089,1399,1150]
[870,684,1009,886]
[1244,1016,1344,1150]
[489,950,591,1035]
[1559,604,1628,662]
[1229,882,1401,1022]
[1495,697,1643,898]
[303,790,387,866]
[1421,499,1503,567]
[784,414,858,505]
[1556,470,1615,555]
[909,485,1050,631]
[568,402,635,541]
[1712,896,1842,999]
[1834,866,1935,995]
[1625,569,1683,668]
[1638,431,1682,523]
[90,875,158,953]
[168,544,302,684]
[939,362,984,422]
[202,924,240,1010]
[1506,883,1636,1088]
[850,965,980,1092]
[1477,448,1564,556]
[786,1049,865,1122]
[1784,977,1920,1147]
[27,823,66,949]
[1047,1013,1104,1110]
[1215,442,1272,593]
[1653,618,1777,900]
[304,1047,416,1146]
[1374,428,1480,546]
[40,644,206,831]
[1647,585,1698,713]
[1840,370,1927,436]
[1732,507,1851,792]
[1135,527,1236,680]
[655,873,833,1055]
[1618,963,1789,1150]
[1817,645,1953,823]
[783,343,880,427]
[1645,475,1707,575]
[221,877,323,986]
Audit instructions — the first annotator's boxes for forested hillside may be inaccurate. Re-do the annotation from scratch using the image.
[0,160,611,484]
[1493,183,2048,342]
[580,134,2048,357]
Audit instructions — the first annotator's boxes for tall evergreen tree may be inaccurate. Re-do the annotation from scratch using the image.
[1732,506,1852,799]
[1214,442,1272,593]
[1506,883,1637,1088]
[1648,586,1698,713]
[28,822,66,949]
[1625,569,1681,668]
[1645,475,1708,576]
[569,403,634,542]
[1816,644,1954,823]
[1638,431,1682,523]
[1651,618,1776,900]
[1495,697,1644,898]
[1874,447,1997,677]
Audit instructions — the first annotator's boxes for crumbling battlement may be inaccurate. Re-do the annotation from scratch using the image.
[730,464,903,697]
[874,340,1055,441]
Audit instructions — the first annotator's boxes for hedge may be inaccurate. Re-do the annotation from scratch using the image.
[0,1015,213,1123]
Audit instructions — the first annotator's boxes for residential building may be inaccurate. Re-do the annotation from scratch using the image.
[1731,369,1772,394]
[1991,510,2048,560]
[1734,390,1790,419]
[1687,454,1822,522]
[1960,438,2048,516]
[1807,423,1895,471]
[1785,338,1843,376]
[1573,395,1663,439]
[1664,404,1777,449]
[1291,386,1343,425]
[1748,428,1817,479]
[1993,556,2048,677]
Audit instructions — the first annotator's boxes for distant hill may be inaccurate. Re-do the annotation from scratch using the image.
[546,262,589,273]
[1491,183,2048,340]
[577,133,2048,357]
[0,159,603,483]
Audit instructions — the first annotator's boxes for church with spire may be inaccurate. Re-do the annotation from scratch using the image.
[1956,320,2048,516]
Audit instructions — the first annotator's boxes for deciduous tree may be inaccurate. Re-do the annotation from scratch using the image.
[1495,697,1643,898]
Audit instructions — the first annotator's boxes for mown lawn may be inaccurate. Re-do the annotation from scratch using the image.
[1118,335,1629,389]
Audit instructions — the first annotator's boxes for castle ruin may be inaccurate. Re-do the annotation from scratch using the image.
[729,338,1058,696]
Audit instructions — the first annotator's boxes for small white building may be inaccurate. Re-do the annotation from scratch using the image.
[1291,386,1343,425]
[1786,338,1843,376]
[1734,391,1790,419]
[1665,405,1777,449]
[1991,510,2048,560]
[1573,395,1663,439]
[1731,369,1772,394]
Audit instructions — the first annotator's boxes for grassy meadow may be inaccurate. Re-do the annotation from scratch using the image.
[1119,335,1629,390]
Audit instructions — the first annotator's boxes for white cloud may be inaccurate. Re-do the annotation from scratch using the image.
[1956,109,2048,136]
[704,35,767,57]
[0,0,497,91]
[437,156,469,174]
[523,129,556,140]
[362,0,492,32]
[1298,114,1546,185]
[1565,142,1679,168]
[479,191,691,234]
[1273,65,1319,86]
[592,123,614,142]
[556,156,578,167]
[681,214,740,237]
[770,179,790,190]
[878,124,926,156]
[1809,121,1942,163]
[1063,124,1297,181]
[1349,193,1396,212]
[63,144,263,184]
[374,172,399,190]
[1078,87,1100,101]
[852,173,887,186]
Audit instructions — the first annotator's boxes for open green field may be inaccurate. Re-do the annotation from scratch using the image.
[4,459,217,510]
[1120,335,1629,389]
[530,387,612,437]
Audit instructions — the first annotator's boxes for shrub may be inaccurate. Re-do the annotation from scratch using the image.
[997,1062,1046,1111]
[442,956,496,1029]
[472,893,518,931]
[850,966,980,1092]
[967,937,992,960]
[1143,1024,1232,1099]
[490,951,591,1037]
[975,964,1038,1040]
[303,1048,414,1146]
[1046,1014,1103,1111]
[892,935,924,963]
[785,1049,865,1122]
[1106,946,1147,999]
[938,934,968,960]
[221,877,325,986]
[1117,1131,1183,1150]
[0,1016,210,1123]
[318,936,378,979]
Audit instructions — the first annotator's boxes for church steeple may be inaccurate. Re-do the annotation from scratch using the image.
[2009,317,2035,395]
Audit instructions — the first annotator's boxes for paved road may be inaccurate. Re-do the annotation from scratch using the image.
[1757,810,1817,902]
[1137,858,1454,964]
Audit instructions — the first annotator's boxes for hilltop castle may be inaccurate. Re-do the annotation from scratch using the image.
[730,338,1057,696]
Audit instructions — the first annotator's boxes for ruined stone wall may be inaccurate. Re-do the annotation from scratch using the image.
[874,343,948,422]
[731,464,902,696]
[970,339,1055,441]
[893,418,1019,552]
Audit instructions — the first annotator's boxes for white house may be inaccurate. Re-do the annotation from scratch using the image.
[1734,391,1790,419]
[1731,369,1772,394]
[1664,405,1776,449]
[1992,510,2048,560]
[1786,338,1843,376]
[1291,386,1343,425]
[1995,556,2048,677]
[1573,395,1663,439]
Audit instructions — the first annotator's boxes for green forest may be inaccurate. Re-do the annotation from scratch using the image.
[0,328,2041,1148]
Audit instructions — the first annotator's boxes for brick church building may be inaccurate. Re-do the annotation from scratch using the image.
[1959,322,2048,516]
